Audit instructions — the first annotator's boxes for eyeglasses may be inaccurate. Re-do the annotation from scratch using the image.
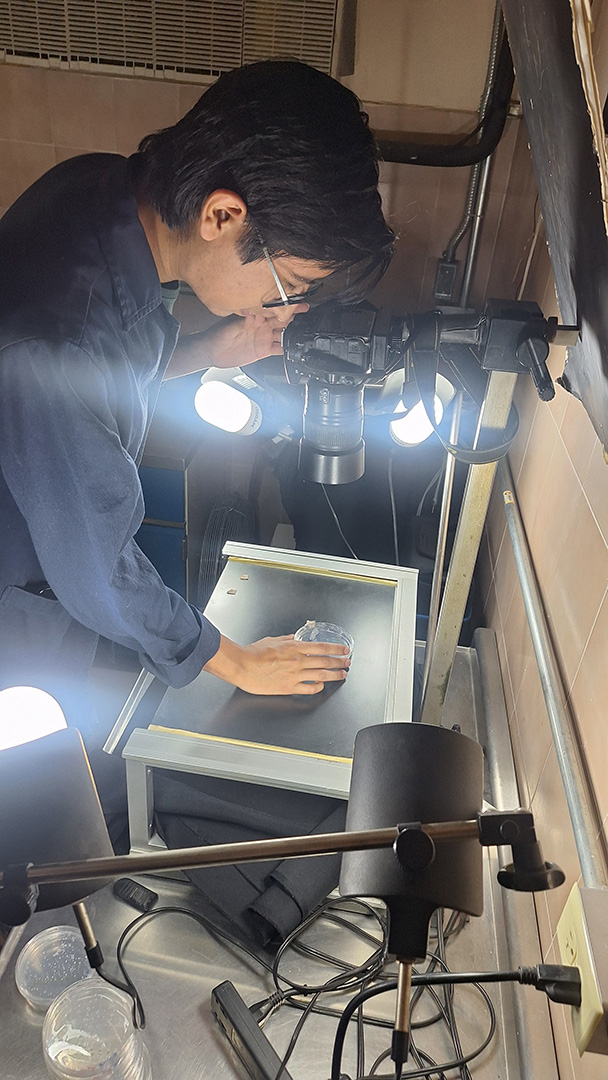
[258,241,320,309]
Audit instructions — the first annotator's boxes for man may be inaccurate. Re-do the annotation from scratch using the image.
[0,60,394,723]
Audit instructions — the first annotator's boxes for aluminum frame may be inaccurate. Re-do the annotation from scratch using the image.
[122,542,418,853]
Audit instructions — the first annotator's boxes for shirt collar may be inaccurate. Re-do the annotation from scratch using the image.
[95,156,167,333]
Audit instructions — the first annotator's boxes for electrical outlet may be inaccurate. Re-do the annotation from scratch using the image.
[556,884,608,1055]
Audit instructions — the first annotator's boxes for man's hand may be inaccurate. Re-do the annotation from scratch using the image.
[164,305,309,379]
[201,307,308,369]
[203,633,350,695]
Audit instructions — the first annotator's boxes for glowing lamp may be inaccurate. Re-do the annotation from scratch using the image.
[194,368,262,436]
[390,374,455,447]
[0,686,67,751]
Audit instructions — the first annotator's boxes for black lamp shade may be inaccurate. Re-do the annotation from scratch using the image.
[340,723,484,960]
[0,727,114,914]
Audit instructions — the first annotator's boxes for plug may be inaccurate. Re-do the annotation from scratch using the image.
[556,884,608,1055]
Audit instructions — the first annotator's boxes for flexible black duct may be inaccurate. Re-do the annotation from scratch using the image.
[376,34,514,168]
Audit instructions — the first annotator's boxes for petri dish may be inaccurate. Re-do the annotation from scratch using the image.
[42,981,151,1079]
[294,621,354,659]
[15,926,93,1013]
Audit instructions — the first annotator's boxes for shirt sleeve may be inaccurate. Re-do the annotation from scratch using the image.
[0,338,221,688]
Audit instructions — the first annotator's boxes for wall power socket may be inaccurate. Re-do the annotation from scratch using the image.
[556,883,608,1055]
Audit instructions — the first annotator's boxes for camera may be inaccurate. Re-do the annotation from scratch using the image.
[282,306,410,484]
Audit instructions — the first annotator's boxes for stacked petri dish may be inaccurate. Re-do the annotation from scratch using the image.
[42,981,151,1080]
[15,926,93,1014]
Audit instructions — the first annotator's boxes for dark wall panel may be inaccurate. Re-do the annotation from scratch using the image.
[502,0,608,448]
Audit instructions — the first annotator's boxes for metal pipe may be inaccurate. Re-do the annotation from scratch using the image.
[0,820,480,889]
[444,2,504,262]
[498,456,608,888]
[422,393,463,698]
[459,152,493,307]
[445,163,480,261]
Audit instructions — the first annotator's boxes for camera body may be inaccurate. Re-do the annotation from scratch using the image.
[282,306,409,484]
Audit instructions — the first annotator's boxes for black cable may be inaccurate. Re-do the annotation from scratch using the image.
[357,997,366,1079]
[96,964,146,1029]
[249,897,390,1075]
[388,453,399,565]
[331,979,496,1080]
[321,484,359,559]
[435,913,470,1080]
[377,34,514,168]
[272,897,388,998]
[273,990,321,1080]
[111,903,276,1029]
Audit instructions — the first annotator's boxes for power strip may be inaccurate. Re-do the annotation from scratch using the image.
[211,980,294,1080]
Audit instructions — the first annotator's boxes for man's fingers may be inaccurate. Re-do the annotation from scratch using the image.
[293,680,326,695]
[293,641,350,656]
[302,657,350,673]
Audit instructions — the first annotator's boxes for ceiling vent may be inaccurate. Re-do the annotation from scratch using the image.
[0,0,356,81]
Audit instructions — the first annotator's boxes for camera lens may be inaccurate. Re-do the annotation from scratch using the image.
[299,381,365,484]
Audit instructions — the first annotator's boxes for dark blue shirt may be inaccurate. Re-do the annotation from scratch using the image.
[0,153,221,691]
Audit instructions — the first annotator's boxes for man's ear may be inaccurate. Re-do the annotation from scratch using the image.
[199,190,248,241]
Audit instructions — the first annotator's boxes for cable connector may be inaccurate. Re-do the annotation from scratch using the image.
[519,964,582,1006]
[248,990,285,1023]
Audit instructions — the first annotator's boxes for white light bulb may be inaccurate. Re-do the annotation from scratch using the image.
[0,686,67,751]
[390,395,443,447]
[194,381,262,435]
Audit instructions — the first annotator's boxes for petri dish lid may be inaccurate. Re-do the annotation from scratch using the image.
[15,925,93,1012]
[294,621,354,656]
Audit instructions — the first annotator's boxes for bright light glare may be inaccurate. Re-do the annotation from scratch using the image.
[0,686,67,751]
[194,381,262,435]
[390,395,443,447]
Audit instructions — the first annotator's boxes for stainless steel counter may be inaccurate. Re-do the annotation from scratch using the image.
[1,860,536,1080]
[0,629,562,1079]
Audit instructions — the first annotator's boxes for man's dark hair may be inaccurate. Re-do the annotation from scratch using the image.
[134,60,394,292]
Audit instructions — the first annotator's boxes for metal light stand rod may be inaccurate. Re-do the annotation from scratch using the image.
[420,369,518,726]
[421,392,463,700]
[0,820,480,889]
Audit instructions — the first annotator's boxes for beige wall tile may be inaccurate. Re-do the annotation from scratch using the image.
[112,77,181,156]
[476,531,495,614]
[0,64,52,143]
[583,438,608,547]
[526,428,581,598]
[484,119,541,302]
[370,161,440,311]
[493,523,518,627]
[500,578,533,705]
[513,660,553,801]
[534,891,554,960]
[47,70,116,152]
[570,591,608,824]
[531,748,582,934]
[508,372,540,484]
[485,477,508,570]
[178,83,206,118]
[512,398,559,536]
[560,394,598,484]
[367,101,476,136]
[545,491,608,688]
[54,147,93,165]
[508,714,532,806]
[0,140,56,208]
[547,371,573,430]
